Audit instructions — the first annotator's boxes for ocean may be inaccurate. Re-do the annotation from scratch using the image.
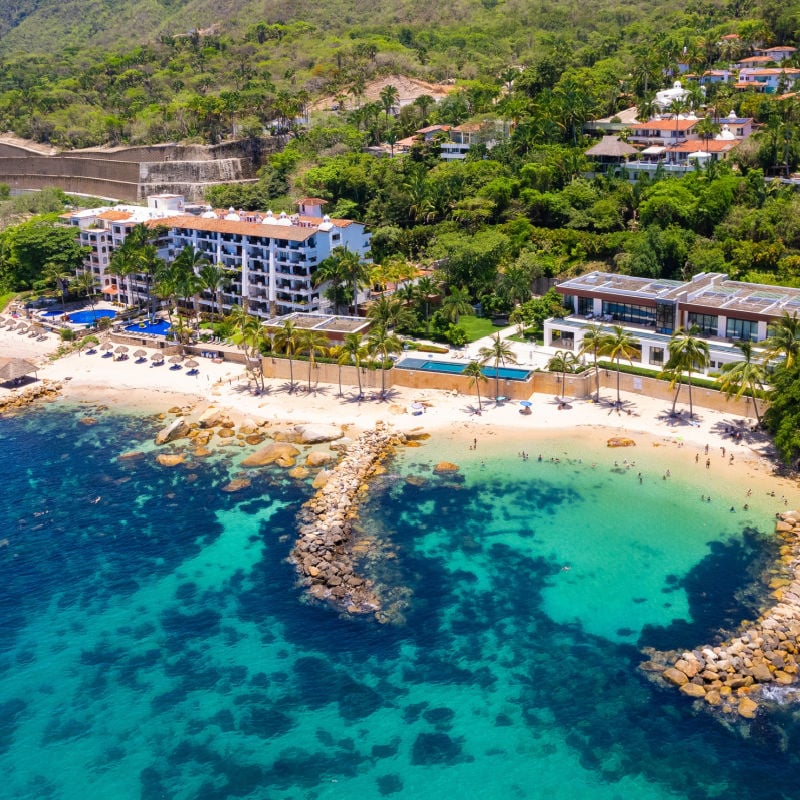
[1,402,798,800]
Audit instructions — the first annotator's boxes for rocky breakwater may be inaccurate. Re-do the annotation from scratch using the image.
[642,511,800,719]
[291,423,404,620]
[0,380,62,415]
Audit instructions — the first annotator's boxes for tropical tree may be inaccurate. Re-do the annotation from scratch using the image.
[668,97,689,163]
[666,325,710,418]
[340,332,369,398]
[463,360,488,412]
[717,341,768,426]
[367,324,402,398]
[547,349,579,399]
[328,344,344,396]
[579,324,610,401]
[763,312,800,370]
[71,271,100,318]
[313,251,348,314]
[108,223,167,317]
[441,285,472,324]
[415,276,439,326]
[478,333,518,401]
[273,319,301,392]
[43,262,72,312]
[604,325,640,407]
[695,116,721,152]
[379,84,399,119]
[298,328,329,393]
[198,262,232,319]
[367,296,413,330]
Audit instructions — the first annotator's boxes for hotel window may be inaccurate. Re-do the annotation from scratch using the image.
[687,312,718,336]
[602,302,655,326]
[726,317,758,341]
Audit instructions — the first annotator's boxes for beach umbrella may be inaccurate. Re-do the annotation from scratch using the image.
[114,345,129,354]
[150,352,164,362]
[184,359,199,368]
[0,357,38,383]
[100,342,113,351]
[168,355,183,364]
[133,349,147,361]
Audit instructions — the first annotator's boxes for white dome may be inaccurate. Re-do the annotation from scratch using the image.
[279,211,287,218]
[716,124,735,141]
[728,110,737,119]
[201,210,217,218]
[322,214,331,223]
[224,212,240,221]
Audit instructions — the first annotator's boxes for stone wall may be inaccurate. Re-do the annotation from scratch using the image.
[260,356,755,414]
[0,137,283,202]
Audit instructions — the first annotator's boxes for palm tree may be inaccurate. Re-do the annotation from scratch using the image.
[43,262,72,312]
[329,344,344,396]
[313,251,348,314]
[229,303,265,362]
[367,296,412,331]
[71,271,100,318]
[379,84,399,119]
[298,328,329,393]
[463,360,488,412]
[666,325,710,418]
[441,286,472,325]
[367,324,402,398]
[109,223,167,316]
[341,248,372,317]
[198,262,233,319]
[668,97,689,163]
[414,94,435,125]
[273,319,301,392]
[717,341,768,426]
[478,333,518,401]
[415,276,438,326]
[547,349,579,400]
[604,326,640,407]
[763,312,800,370]
[695,116,721,153]
[579,324,610,401]
[340,332,368,398]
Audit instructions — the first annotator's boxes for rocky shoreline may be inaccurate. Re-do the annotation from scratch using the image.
[0,381,62,415]
[642,511,800,719]
[291,422,407,621]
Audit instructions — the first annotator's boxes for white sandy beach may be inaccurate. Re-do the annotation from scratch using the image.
[0,323,794,501]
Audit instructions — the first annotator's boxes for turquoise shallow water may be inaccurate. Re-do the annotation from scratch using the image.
[1,404,799,800]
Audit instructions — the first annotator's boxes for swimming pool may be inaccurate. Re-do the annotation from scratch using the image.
[42,308,117,324]
[70,309,117,325]
[396,356,532,381]
[124,320,171,336]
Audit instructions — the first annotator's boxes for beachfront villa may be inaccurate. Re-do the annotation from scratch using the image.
[545,270,800,372]
[65,195,372,320]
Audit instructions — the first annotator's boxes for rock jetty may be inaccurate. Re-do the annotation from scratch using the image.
[643,511,800,719]
[0,380,61,415]
[291,423,404,620]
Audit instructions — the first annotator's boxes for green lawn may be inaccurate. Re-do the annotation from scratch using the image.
[458,315,500,343]
[0,292,16,311]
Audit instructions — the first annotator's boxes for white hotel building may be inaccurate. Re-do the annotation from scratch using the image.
[64,195,372,318]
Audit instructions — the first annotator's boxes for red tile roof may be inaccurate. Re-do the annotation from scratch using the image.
[631,118,699,132]
[97,210,133,221]
[160,215,317,242]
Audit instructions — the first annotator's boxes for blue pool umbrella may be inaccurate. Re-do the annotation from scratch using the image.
[519,400,532,407]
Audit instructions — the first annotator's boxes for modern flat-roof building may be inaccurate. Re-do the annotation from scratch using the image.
[65,195,371,319]
[545,271,800,372]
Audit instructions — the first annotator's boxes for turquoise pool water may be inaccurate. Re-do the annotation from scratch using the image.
[0,404,795,800]
[41,309,117,324]
[125,319,171,336]
[397,356,532,381]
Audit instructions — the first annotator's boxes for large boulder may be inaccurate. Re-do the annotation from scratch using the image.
[155,417,189,445]
[434,461,460,475]
[241,442,300,467]
[197,406,225,429]
[156,453,185,467]
[222,478,251,492]
[294,424,344,444]
[737,697,759,719]
[312,469,331,489]
[306,451,334,467]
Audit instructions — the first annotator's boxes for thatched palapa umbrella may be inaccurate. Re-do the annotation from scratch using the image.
[100,341,113,351]
[0,357,38,384]
[184,359,199,369]
[114,345,129,354]
[133,349,147,362]
[168,355,183,369]
[150,352,164,363]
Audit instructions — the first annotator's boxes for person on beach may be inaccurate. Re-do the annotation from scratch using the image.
[706,458,710,469]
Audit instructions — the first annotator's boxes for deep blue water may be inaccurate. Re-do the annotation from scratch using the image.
[124,320,171,336]
[1,404,800,800]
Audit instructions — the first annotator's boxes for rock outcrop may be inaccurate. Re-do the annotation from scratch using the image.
[155,417,189,445]
[0,381,61,415]
[241,442,300,467]
[644,511,800,720]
